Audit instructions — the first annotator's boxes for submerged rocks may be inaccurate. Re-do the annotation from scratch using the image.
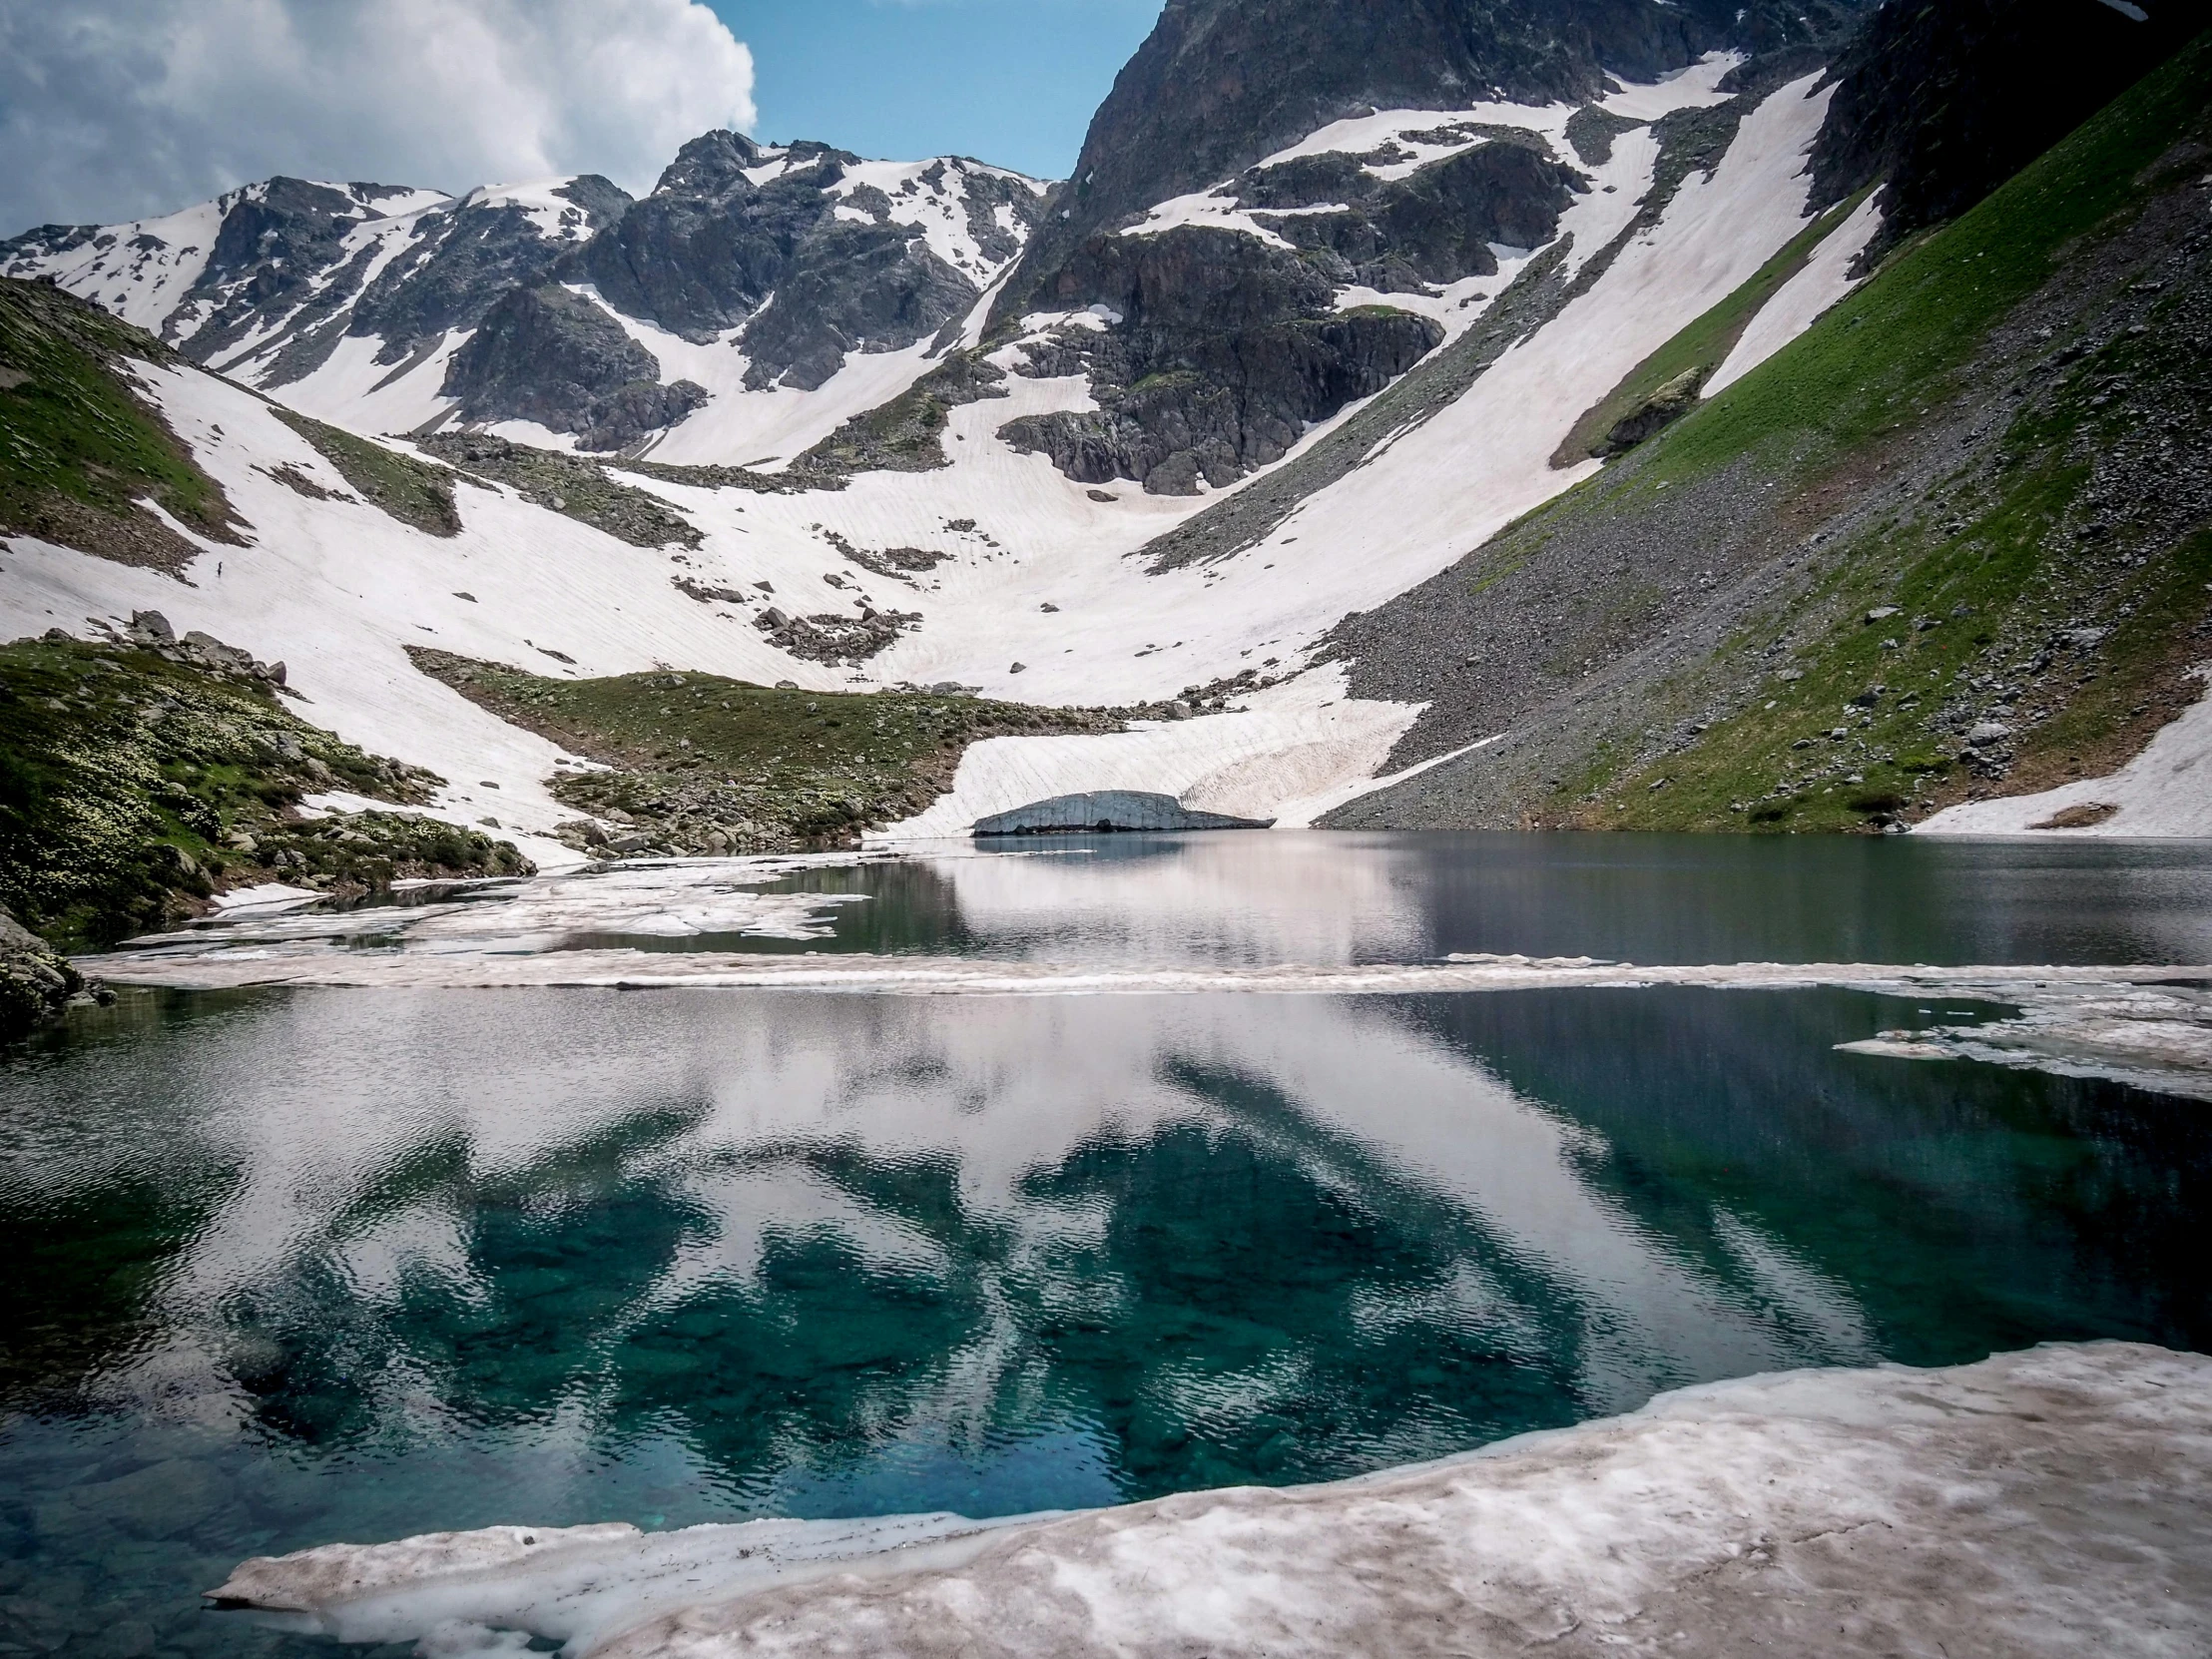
[0,902,86,1038]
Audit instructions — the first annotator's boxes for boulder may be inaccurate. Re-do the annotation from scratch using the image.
[1,904,89,1039]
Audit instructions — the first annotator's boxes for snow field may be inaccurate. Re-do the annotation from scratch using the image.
[3,59,1912,839]
[1705,188,1885,396]
[0,198,226,337]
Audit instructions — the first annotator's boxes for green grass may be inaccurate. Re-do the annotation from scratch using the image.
[1550,188,1872,465]
[1484,33,2212,831]
[794,350,1009,478]
[413,651,1120,851]
[1648,40,2212,487]
[0,276,242,567]
[416,432,702,548]
[0,635,525,948]
[274,407,462,536]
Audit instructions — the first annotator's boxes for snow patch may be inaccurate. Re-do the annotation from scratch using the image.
[1704,190,1884,396]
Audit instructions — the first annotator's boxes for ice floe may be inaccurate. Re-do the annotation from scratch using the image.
[206,1341,2212,1658]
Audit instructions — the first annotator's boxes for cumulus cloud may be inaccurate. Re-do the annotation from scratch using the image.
[0,0,756,234]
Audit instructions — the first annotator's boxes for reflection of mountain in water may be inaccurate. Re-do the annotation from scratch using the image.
[6,986,2210,1517]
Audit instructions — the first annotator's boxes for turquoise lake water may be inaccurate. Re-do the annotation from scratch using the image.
[7,832,2212,1658]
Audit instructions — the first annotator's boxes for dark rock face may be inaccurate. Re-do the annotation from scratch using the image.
[971,0,1859,497]
[1809,0,2208,264]
[999,0,1866,327]
[574,133,847,342]
[571,132,1037,391]
[349,178,631,365]
[998,218,1446,494]
[440,284,705,451]
[0,902,83,1040]
[172,178,388,364]
[1249,139,1579,290]
[738,221,978,390]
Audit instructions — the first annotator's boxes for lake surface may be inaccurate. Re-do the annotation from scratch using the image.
[9,832,2212,1658]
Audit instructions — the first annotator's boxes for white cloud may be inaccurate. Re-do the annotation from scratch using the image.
[0,0,757,234]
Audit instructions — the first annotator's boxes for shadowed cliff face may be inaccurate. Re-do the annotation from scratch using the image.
[975,0,1867,498]
[1809,0,2211,268]
[999,226,1446,493]
[439,283,708,452]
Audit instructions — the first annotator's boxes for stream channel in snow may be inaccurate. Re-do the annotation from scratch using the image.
[10,831,2212,1653]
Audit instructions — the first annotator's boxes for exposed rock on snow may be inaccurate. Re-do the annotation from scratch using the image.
[441,284,705,452]
[206,1342,2212,1658]
[971,790,1273,834]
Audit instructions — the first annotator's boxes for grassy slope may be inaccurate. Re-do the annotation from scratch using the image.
[273,407,462,536]
[412,651,1121,852]
[1500,36,2212,831]
[0,635,529,948]
[415,433,702,549]
[0,277,243,570]
[1549,188,1871,465]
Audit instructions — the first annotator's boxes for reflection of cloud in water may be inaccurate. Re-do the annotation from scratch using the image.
[923,834,1428,965]
[9,989,1884,1498]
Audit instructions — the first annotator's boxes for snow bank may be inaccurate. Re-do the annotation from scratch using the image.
[1917,675,2212,837]
[207,1342,2212,1659]
[1705,189,1885,397]
[878,668,1420,836]
[209,1511,1045,1656]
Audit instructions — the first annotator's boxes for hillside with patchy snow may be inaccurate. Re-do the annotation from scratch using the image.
[4,0,2205,858]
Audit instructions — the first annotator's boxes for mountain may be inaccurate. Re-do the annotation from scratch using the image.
[4,0,2209,916]
[1,143,1050,463]
[1326,20,2212,835]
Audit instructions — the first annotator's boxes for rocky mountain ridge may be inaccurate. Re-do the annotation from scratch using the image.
[2,141,1050,457]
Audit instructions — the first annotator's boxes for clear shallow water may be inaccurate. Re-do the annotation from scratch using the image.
[5,966,2212,1658]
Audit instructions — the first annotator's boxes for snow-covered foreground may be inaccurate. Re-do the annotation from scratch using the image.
[209,1341,2212,1658]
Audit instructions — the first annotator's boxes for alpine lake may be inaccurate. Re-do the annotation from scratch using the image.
[7,831,2212,1659]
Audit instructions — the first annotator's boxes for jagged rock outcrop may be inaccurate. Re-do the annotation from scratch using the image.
[573,134,847,343]
[998,224,1445,494]
[341,178,630,370]
[4,137,1047,465]
[572,133,1044,390]
[735,220,978,390]
[978,0,1869,497]
[1243,138,1579,289]
[440,283,705,451]
[998,0,1867,327]
[0,902,85,1039]
[168,178,413,366]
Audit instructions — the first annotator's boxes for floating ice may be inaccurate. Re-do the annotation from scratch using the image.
[209,1342,2212,1659]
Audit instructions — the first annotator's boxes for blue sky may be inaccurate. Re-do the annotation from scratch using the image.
[709,0,1163,180]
